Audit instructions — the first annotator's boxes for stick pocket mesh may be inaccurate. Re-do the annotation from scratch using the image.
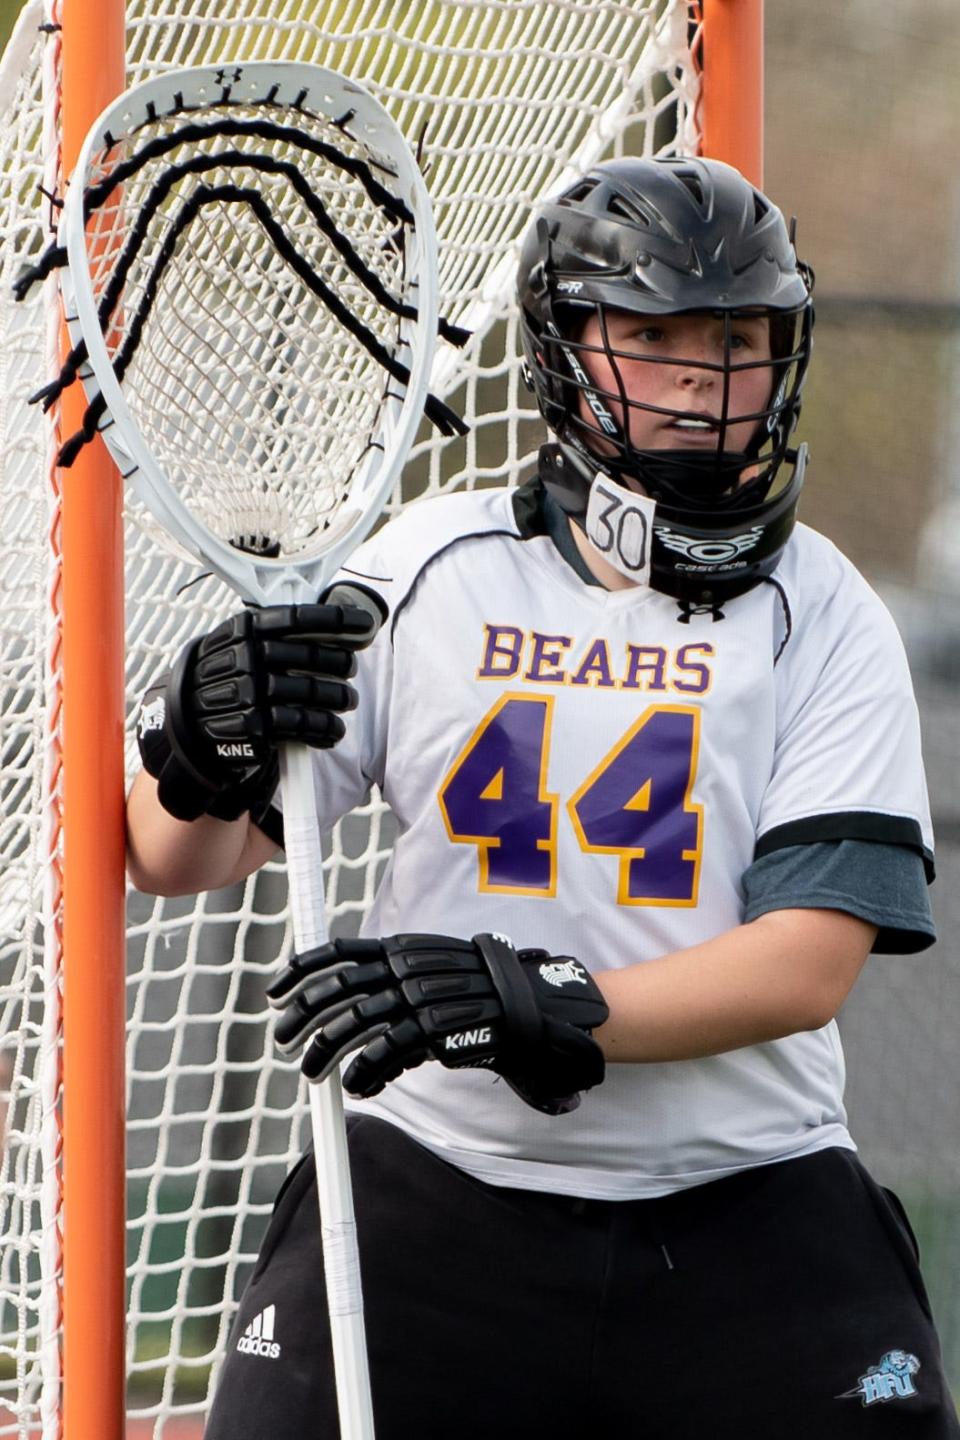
[22,63,464,596]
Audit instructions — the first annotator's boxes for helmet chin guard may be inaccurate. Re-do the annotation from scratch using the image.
[539,441,808,603]
[518,156,815,603]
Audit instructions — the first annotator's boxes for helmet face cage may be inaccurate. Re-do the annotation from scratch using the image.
[535,297,813,513]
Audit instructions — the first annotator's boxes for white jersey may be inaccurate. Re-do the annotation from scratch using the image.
[300,485,932,1200]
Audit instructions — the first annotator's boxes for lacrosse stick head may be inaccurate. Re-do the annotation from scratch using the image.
[57,63,443,604]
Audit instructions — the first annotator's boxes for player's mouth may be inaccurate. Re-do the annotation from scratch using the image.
[662,414,722,446]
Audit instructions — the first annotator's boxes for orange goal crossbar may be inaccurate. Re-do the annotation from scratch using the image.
[60,2,127,1436]
[698,0,764,187]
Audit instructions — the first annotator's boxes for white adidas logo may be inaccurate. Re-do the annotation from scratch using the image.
[236,1303,281,1360]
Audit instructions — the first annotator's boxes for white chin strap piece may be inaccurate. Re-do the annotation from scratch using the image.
[584,473,656,586]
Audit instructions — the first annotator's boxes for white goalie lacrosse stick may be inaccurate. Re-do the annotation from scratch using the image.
[19,60,468,1440]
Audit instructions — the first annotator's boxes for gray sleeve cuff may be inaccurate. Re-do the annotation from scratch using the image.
[742,840,936,955]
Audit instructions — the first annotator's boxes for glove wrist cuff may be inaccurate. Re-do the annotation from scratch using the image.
[471,933,543,1051]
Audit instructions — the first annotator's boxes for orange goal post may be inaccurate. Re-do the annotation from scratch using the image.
[0,2,762,1436]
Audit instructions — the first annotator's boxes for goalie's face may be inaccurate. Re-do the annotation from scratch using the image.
[573,308,775,460]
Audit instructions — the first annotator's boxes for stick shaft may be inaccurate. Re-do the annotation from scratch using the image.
[280,741,375,1440]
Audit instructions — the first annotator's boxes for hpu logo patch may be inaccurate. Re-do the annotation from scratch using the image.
[237,1304,281,1360]
[838,1350,920,1407]
[138,696,165,737]
[539,960,588,988]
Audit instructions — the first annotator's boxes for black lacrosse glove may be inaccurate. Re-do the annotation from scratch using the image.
[266,932,609,1116]
[137,585,386,823]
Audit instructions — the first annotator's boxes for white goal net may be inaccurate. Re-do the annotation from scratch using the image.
[0,2,701,1432]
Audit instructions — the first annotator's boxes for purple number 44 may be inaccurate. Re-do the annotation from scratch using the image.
[438,694,702,906]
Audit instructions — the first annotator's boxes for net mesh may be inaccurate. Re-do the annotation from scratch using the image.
[0,1,701,1433]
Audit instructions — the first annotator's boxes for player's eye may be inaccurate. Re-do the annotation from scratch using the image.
[728,317,769,353]
[612,324,663,349]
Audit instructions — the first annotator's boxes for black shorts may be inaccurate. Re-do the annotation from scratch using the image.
[204,1116,959,1439]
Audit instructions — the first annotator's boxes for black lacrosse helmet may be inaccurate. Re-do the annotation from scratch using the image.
[518,156,815,602]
